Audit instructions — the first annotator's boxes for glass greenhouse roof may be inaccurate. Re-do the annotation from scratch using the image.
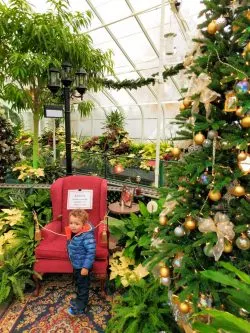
[29,0,204,113]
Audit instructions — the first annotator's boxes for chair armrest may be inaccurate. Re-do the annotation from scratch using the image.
[97,223,109,247]
[41,220,62,241]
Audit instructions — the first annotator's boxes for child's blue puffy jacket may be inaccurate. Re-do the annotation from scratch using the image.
[65,223,96,269]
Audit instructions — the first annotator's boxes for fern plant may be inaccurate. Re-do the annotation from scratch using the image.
[106,278,181,333]
[192,262,250,333]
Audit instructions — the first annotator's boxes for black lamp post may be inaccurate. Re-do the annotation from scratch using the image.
[48,62,87,175]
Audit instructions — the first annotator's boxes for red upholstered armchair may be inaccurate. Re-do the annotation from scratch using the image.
[34,175,108,294]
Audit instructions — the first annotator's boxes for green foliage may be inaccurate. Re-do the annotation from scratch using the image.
[75,100,94,118]
[106,279,181,333]
[138,1,250,325]
[103,110,126,132]
[0,0,113,167]
[115,202,162,262]
[192,262,250,333]
[193,309,250,333]
[0,188,52,304]
[101,63,184,90]
[0,208,35,303]
[0,109,20,180]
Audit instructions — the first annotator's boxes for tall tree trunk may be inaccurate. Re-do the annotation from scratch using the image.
[32,110,39,168]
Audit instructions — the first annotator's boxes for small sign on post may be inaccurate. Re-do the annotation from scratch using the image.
[44,105,64,118]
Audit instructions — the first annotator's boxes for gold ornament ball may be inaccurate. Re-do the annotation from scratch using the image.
[232,185,246,197]
[159,215,168,226]
[235,107,244,117]
[160,266,170,277]
[240,116,250,128]
[179,103,186,111]
[238,151,247,161]
[184,218,196,231]
[207,20,217,35]
[223,242,233,253]
[179,302,190,314]
[208,190,222,201]
[171,147,181,157]
[194,132,205,145]
[244,10,250,21]
[183,97,192,108]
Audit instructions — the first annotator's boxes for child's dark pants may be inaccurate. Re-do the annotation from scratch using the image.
[73,268,90,310]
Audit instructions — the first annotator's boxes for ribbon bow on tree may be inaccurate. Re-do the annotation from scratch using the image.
[187,73,220,119]
[197,212,235,261]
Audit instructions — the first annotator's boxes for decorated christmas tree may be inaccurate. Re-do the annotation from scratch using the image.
[146,0,250,325]
[0,109,19,181]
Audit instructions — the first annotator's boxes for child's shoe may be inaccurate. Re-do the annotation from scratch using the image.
[67,306,85,316]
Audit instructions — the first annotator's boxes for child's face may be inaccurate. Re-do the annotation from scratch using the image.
[69,215,84,233]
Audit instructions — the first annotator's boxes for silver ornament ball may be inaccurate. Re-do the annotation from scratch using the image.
[216,16,227,29]
[236,236,250,250]
[174,226,185,237]
[202,139,212,148]
[173,258,182,268]
[160,277,171,286]
[207,130,218,140]
[203,244,214,257]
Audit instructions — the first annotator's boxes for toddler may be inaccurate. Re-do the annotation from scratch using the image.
[65,209,96,316]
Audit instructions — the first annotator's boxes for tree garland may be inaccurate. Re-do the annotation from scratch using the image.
[101,63,184,90]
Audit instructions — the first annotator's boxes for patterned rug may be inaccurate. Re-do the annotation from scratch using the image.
[0,274,113,333]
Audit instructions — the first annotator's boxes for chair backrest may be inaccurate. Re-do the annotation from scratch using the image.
[50,176,107,236]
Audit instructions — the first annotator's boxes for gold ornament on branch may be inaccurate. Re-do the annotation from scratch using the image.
[186,73,220,119]
[208,190,222,201]
[179,103,186,111]
[159,215,168,226]
[231,185,246,197]
[207,20,217,35]
[237,151,247,161]
[184,216,196,230]
[223,240,233,253]
[198,212,235,261]
[179,302,191,314]
[183,97,192,108]
[235,107,244,117]
[240,116,250,128]
[194,132,205,145]
[171,147,181,158]
[160,266,170,277]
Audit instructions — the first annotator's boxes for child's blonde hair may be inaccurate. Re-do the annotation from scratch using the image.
[69,209,89,224]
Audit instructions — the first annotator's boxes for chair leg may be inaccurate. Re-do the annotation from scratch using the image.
[32,273,43,297]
